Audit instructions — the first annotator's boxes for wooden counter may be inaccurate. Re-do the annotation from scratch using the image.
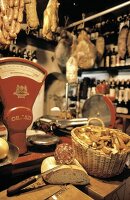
[86,169,130,200]
[0,136,130,200]
[1,168,130,200]
[0,184,93,200]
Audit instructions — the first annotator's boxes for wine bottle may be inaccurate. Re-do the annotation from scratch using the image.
[11,46,17,57]
[123,80,130,114]
[17,48,22,57]
[109,79,116,98]
[116,89,123,114]
[91,78,96,96]
[21,49,27,59]
[26,50,32,60]
[80,77,90,99]
[114,79,119,107]
[111,47,117,67]
[31,50,38,63]
[105,48,111,67]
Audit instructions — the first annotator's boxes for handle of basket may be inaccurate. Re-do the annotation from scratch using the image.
[87,117,105,127]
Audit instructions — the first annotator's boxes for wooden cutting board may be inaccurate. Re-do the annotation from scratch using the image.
[0,184,93,200]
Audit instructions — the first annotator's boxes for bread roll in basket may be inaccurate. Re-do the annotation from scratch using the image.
[71,118,130,178]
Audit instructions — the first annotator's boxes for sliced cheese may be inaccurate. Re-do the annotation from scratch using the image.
[41,156,90,185]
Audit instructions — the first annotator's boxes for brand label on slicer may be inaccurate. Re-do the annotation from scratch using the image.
[11,115,32,121]
[13,85,29,98]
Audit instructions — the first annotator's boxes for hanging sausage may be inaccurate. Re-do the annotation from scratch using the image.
[0,0,24,47]
[25,0,39,30]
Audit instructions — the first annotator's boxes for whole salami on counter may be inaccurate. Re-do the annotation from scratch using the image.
[54,143,74,164]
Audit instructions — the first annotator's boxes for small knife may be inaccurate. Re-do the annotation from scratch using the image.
[7,165,61,196]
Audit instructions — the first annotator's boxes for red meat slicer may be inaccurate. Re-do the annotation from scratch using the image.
[0,57,47,155]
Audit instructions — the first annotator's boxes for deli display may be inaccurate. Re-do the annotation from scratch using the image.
[0,1,130,200]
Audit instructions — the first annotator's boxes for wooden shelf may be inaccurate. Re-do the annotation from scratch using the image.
[78,65,130,76]
[116,114,130,119]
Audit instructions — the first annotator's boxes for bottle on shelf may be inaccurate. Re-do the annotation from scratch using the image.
[87,78,93,99]
[109,79,116,98]
[105,48,111,67]
[123,80,130,114]
[116,89,123,114]
[21,49,28,59]
[17,48,22,57]
[90,78,96,96]
[79,77,90,100]
[11,46,17,57]
[111,47,118,67]
[90,25,96,41]
[116,79,129,114]
[26,50,32,61]
[31,50,38,63]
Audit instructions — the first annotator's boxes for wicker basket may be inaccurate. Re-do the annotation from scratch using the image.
[71,118,129,178]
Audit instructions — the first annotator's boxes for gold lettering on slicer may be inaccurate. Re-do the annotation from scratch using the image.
[11,115,32,121]
[13,85,29,98]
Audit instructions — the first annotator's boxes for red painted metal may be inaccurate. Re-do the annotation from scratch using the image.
[0,57,47,155]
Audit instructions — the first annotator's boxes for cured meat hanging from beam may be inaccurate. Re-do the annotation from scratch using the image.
[25,0,39,30]
[0,0,31,47]
[42,0,60,40]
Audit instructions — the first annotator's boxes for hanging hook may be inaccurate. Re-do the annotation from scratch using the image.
[64,16,69,27]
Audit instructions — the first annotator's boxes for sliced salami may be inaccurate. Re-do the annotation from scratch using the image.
[54,143,74,164]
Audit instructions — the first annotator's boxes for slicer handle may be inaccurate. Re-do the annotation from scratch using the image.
[7,176,37,196]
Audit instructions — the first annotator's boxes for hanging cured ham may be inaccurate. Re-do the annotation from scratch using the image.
[127,28,130,57]
[55,30,77,67]
[118,25,129,59]
[72,30,97,69]
[42,0,60,40]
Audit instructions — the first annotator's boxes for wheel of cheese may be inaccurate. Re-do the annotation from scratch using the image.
[54,143,74,164]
